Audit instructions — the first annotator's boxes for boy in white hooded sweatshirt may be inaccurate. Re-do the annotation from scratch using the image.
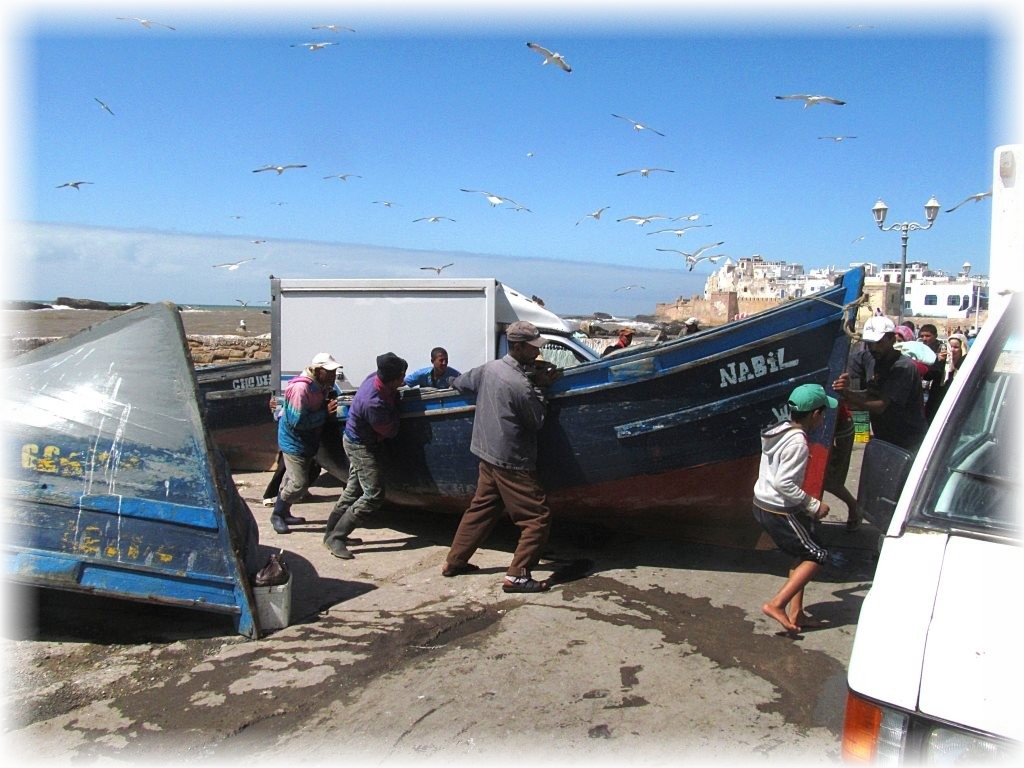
[753,383,836,634]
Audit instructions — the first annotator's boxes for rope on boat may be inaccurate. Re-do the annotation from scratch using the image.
[805,291,869,313]
[839,293,871,340]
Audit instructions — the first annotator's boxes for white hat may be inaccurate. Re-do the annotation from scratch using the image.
[861,316,895,342]
[310,352,341,371]
[684,317,699,326]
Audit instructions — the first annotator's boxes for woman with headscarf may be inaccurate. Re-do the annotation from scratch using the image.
[927,332,969,422]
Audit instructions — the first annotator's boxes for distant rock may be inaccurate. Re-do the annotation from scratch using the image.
[3,300,51,310]
[54,297,146,311]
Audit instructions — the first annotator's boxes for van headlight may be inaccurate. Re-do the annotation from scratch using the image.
[924,727,1007,763]
[843,690,1019,764]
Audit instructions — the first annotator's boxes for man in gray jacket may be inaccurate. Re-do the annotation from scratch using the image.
[440,321,561,593]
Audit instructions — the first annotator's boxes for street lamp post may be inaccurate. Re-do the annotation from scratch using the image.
[871,195,941,326]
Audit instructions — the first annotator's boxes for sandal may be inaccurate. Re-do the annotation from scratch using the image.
[502,577,550,593]
[441,562,480,578]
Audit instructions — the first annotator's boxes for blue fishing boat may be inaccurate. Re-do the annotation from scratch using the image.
[324,267,866,547]
[3,302,263,637]
[195,357,280,470]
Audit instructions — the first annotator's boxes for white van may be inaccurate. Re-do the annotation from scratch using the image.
[842,146,1023,764]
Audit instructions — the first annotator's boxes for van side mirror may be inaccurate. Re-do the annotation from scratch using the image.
[857,439,914,536]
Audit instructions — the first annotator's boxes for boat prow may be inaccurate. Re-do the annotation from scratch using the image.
[4,302,263,637]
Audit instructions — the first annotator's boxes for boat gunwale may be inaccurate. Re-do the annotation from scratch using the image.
[387,278,856,413]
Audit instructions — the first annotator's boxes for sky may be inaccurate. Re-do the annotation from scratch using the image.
[5,0,1022,318]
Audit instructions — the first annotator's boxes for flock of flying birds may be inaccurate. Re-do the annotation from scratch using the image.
[57,22,992,287]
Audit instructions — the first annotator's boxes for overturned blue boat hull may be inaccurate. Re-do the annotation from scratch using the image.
[326,268,865,547]
[3,302,263,637]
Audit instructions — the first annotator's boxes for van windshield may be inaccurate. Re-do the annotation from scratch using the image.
[909,296,1022,537]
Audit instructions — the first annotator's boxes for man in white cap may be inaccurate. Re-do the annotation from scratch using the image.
[683,317,700,335]
[271,352,342,534]
[833,316,927,453]
[440,320,562,593]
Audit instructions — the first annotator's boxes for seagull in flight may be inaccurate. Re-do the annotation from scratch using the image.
[657,241,725,270]
[250,239,267,245]
[576,206,610,225]
[851,235,866,244]
[312,24,355,33]
[323,173,363,181]
[235,299,249,307]
[526,42,572,72]
[503,198,532,213]
[292,41,339,51]
[460,189,509,207]
[116,17,176,30]
[420,263,454,274]
[56,181,93,190]
[775,94,846,108]
[253,164,307,175]
[614,285,645,292]
[647,224,712,237]
[945,190,992,213]
[413,216,455,223]
[684,255,723,271]
[617,168,675,178]
[213,258,255,271]
[611,114,665,136]
[94,97,115,116]
[618,214,669,226]
[671,213,707,222]
[818,135,857,142]
[373,200,398,207]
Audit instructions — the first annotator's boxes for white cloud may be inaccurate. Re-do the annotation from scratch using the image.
[10,221,706,317]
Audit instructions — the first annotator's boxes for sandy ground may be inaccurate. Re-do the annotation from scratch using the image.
[3,446,878,767]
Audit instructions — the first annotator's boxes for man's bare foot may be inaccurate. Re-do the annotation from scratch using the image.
[763,603,799,632]
[788,610,826,630]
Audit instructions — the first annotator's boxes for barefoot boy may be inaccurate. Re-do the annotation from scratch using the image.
[752,383,836,633]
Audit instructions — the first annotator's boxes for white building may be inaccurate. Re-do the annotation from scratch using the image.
[705,255,846,301]
[703,256,987,321]
[871,260,987,320]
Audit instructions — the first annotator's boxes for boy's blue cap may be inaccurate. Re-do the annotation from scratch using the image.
[788,383,838,412]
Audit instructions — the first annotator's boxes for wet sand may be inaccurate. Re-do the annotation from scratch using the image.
[1,305,271,339]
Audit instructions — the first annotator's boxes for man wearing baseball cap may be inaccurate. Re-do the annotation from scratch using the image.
[601,327,635,357]
[833,315,927,452]
[440,320,562,593]
[271,352,342,534]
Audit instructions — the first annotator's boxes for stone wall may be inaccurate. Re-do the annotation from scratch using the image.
[654,290,986,334]
[186,335,272,365]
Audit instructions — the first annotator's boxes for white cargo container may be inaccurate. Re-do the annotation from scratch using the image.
[842,146,1023,763]
[270,277,598,390]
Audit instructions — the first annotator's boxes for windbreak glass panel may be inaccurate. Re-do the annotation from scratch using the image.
[540,341,588,369]
[910,297,1022,536]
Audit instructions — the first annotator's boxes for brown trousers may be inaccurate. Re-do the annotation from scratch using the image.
[446,460,552,578]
